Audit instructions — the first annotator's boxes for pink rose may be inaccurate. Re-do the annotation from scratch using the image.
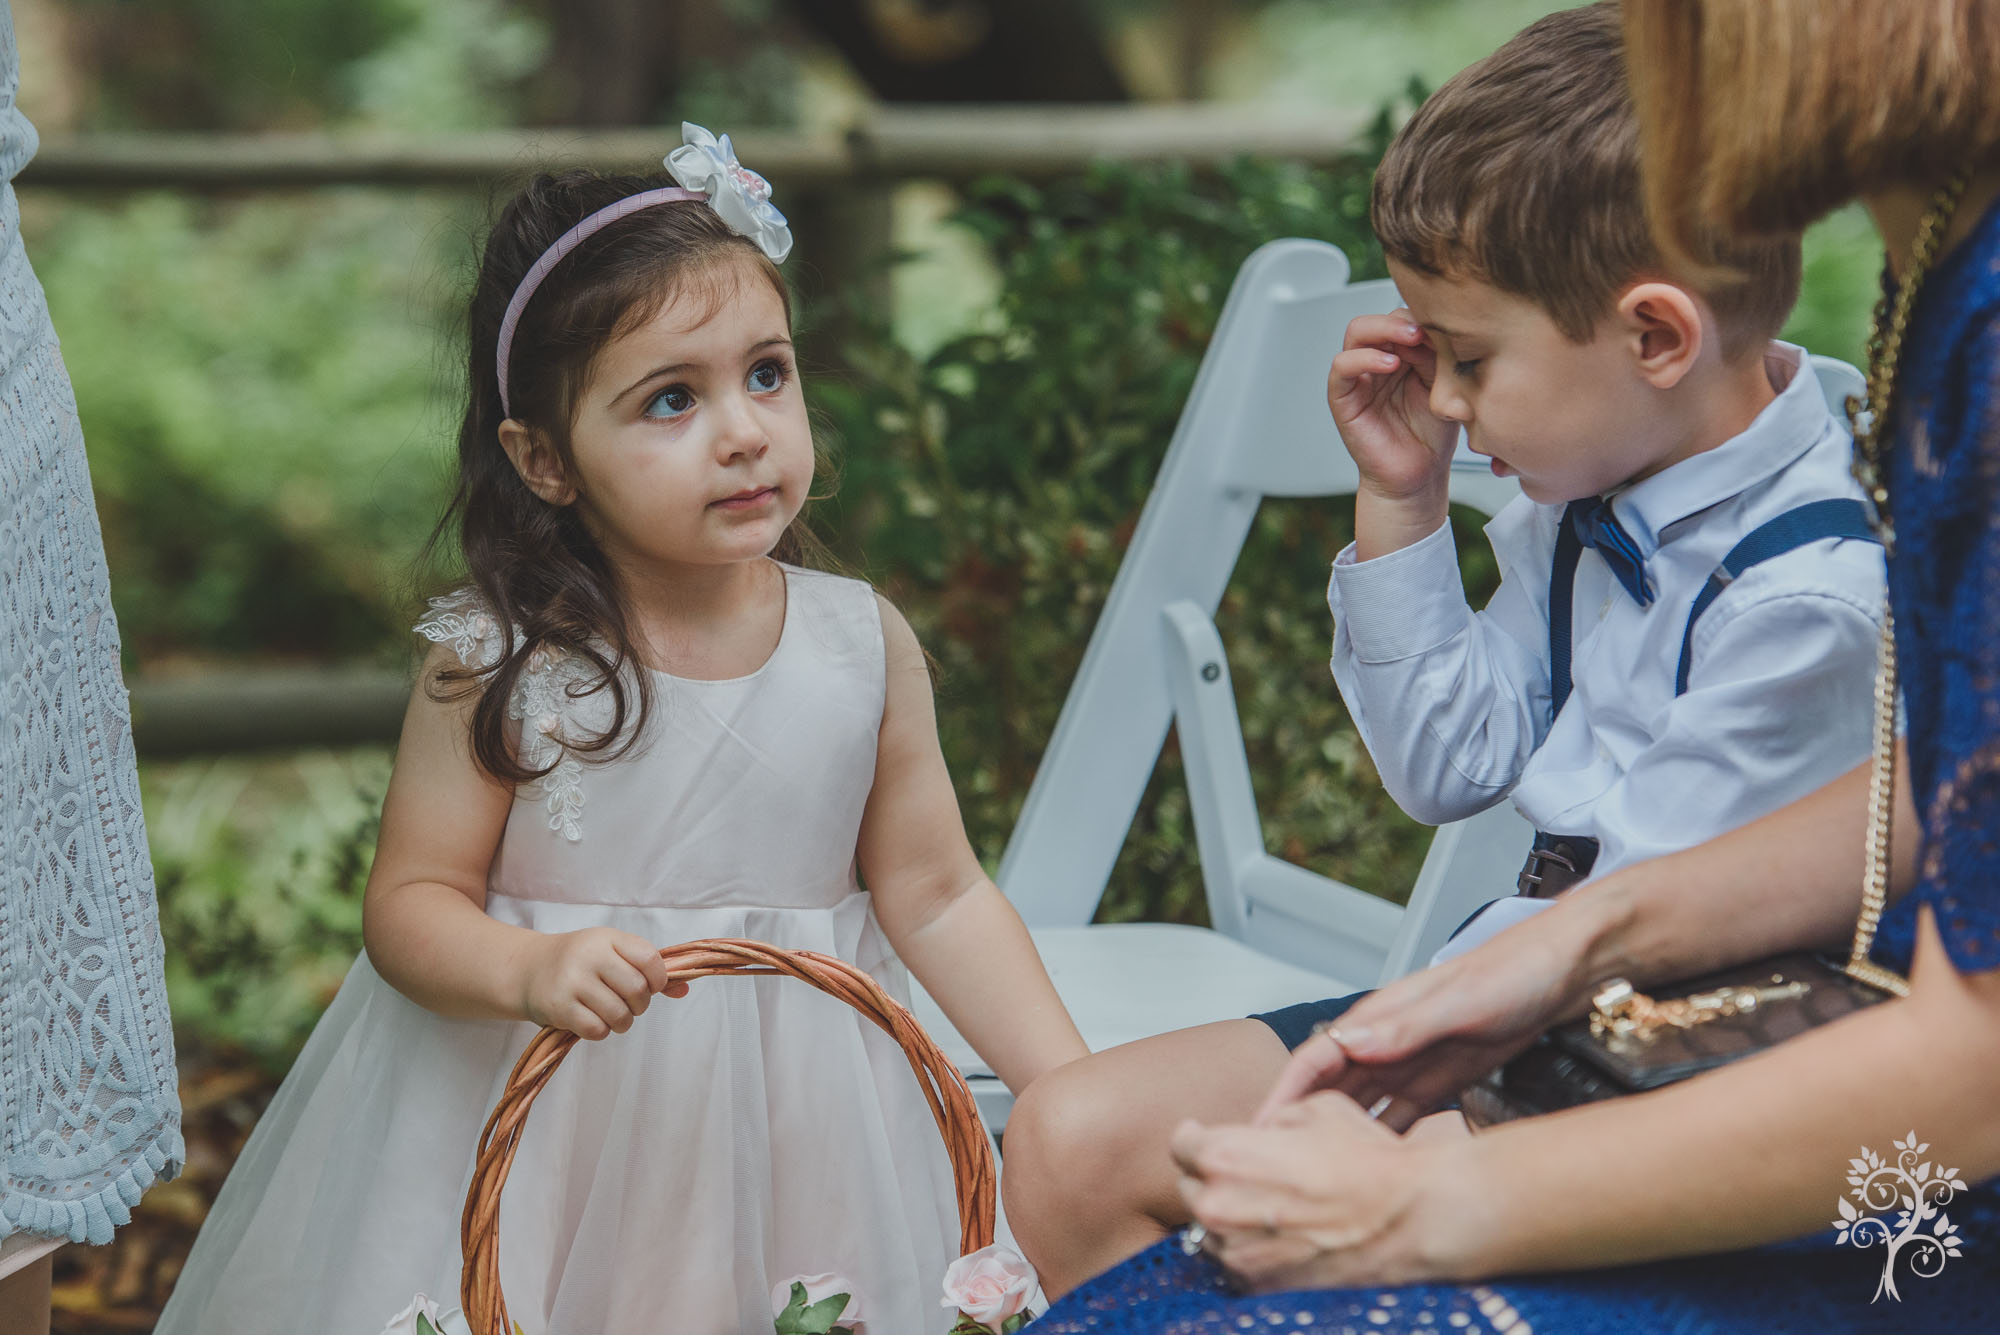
[940,1244,1038,1331]
[771,1272,865,1333]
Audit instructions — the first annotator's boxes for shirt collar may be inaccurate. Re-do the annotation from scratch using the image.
[1607,343,1831,553]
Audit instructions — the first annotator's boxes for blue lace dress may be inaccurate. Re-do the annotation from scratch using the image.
[0,0,181,1268]
[1033,194,2000,1334]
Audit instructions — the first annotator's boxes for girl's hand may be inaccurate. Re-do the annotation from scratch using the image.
[1327,309,1460,502]
[521,928,683,1040]
[1171,1093,1466,1290]
[1255,898,1600,1129]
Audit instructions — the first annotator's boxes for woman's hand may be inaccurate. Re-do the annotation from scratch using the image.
[521,927,683,1040]
[1258,892,1609,1128]
[1170,1093,1469,1290]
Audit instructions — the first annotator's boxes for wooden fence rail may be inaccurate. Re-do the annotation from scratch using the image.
[128,668,413,757]
[18,105,1368,190]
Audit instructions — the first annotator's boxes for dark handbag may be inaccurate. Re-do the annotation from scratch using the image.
[1460,951,1894,1127]
[1458,173,1973,1132]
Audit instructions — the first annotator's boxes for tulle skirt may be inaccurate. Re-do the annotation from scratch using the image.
[155,892,970,1335]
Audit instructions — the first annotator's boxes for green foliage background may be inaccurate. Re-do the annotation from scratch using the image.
[26,130,1883,1067]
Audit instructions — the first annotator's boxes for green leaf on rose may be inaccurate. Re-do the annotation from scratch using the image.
[774,1281,853,1335]
[416,1318,435,1335]
[1004,1316,1033,1333]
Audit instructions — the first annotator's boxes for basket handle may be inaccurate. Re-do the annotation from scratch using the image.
[459,938,998,1335]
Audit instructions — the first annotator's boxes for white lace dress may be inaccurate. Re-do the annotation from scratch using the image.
[0,0,182,1277]
[156,566,972,1335]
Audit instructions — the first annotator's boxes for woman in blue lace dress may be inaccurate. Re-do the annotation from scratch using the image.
[1034,2,2000,1331]
[0,2,182,1330]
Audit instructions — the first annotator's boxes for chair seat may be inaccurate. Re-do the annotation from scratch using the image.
[910,923,1358,1130]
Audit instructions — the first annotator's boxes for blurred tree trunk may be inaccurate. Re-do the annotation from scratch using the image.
[531,0,749,126]
[1172,0,1226,100]
[532,0,1129,125]
[784,0,1129,103]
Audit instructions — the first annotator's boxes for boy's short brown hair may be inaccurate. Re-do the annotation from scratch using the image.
[1371,2,1800,361]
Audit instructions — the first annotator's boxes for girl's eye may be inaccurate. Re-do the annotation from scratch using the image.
[747,358,789,394]
[643,385,694,419]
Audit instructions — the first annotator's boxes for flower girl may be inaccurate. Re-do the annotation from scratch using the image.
[155,125,1086,1335]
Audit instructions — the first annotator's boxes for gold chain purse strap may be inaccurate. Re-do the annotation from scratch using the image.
[1840,171,1969,997]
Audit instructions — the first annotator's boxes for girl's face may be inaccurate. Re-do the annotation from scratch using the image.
[519,258,814,580]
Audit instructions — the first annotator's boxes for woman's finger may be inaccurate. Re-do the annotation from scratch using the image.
[1167,1118,1213,1181]
[1254,1026,1349,1122]
[1185,1176,1300,1237]
[1212,1229,1325,1287]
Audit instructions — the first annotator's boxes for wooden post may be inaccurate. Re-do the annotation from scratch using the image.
[784,180,896,368]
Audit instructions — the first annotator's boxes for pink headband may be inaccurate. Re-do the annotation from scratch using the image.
[493,186,705,418]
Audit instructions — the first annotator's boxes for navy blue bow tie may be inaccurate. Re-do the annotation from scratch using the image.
[1564,496,1655,607]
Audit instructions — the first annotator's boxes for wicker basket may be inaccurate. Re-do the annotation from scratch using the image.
[458,937,999,1335]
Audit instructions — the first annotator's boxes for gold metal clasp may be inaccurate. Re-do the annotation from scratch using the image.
[1588,973,1811,1048]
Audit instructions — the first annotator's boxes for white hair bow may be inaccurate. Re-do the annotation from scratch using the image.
[665,122,794,263]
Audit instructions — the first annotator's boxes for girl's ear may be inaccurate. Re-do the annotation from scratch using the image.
[1615,281,1706,390]
[498,420,578,505]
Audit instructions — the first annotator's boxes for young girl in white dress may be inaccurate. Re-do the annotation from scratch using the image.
[154,126,1087,1335]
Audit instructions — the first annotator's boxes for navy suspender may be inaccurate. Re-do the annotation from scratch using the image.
[1671,499,1879,693]
[1547,503,1585,719]
[1547,498,1880,721]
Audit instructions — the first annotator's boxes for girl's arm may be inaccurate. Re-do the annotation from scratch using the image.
[857,597,1089,1094]
[1175,910,2000,1289]
[362,645,674,1038]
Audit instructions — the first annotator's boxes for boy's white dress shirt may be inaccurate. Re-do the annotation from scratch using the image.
[1327,344,1887,956]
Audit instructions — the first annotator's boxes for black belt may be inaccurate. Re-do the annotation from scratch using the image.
[1516,832,1600,899]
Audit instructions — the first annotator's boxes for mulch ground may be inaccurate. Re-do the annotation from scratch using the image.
[50,1059,280,1334]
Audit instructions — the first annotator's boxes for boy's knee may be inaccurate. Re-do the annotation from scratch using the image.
[1003,1058,1130,1199]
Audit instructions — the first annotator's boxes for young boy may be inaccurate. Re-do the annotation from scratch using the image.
[1000,2,1888,1296]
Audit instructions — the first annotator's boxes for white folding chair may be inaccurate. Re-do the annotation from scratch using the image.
[913,238,1866,1130]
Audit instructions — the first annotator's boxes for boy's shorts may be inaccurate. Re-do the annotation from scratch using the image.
[1248,893,1519,1050]
[1248,992,1366,1050]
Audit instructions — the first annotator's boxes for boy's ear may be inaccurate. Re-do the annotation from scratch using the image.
[497,419,578,506]
[1615,282,1706,389]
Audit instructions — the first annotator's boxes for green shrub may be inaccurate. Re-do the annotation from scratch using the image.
[146,751,389,1067]
[818,145,1472,924]
[34,191,463,663]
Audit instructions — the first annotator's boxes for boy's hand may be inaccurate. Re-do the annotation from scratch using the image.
[1328,310,1460,504]
[522,927,684,1040]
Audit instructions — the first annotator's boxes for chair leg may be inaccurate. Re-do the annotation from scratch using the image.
[1000,1019,1292,1297]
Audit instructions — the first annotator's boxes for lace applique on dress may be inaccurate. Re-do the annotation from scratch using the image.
[412,590,505,671]
[512,642,595,842]
[414,591,596,843]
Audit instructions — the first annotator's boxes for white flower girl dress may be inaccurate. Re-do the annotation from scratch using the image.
[155,566,969,1335]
